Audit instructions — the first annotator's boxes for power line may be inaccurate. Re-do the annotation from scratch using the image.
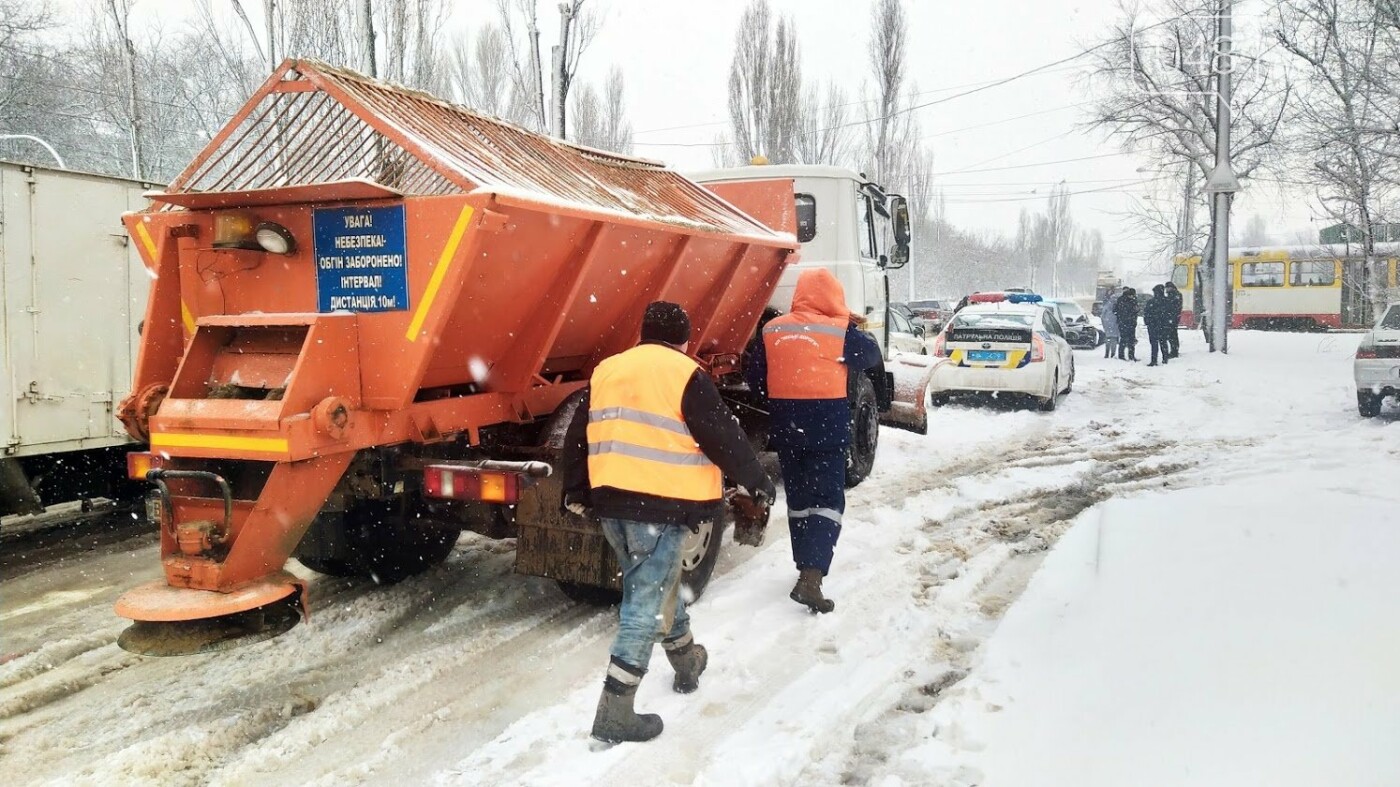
[933,151,1131,176]
[631,65,1086,138]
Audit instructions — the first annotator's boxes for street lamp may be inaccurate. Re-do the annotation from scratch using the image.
[0,135,66,169]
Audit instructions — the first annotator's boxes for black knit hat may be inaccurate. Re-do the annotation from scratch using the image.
[641,301,692,346]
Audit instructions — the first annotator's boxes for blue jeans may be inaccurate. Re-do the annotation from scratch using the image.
[776,446,846,575]
[600,518,690,671]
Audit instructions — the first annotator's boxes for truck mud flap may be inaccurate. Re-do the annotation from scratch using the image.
[880,355,937,435]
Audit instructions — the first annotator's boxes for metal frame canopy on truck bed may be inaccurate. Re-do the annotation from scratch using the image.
[114,59,798,654]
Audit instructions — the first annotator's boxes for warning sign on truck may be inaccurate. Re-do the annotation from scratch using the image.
[313,205,410,313]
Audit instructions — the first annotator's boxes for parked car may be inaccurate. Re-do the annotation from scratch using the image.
[907,298,953,332]
[1050,298,1105,349]
[929,301,1075,411]
[888,306,928,355]
[1355,302,1400,417]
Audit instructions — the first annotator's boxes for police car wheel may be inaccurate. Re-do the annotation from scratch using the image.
[846,374,879,488]
[1038,373,1060,412]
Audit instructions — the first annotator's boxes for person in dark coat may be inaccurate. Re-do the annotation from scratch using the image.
[1164,282,1184,358]
[1144,284,1174,366]
[1112,287,1139,361]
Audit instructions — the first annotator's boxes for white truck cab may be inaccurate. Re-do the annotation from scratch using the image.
[690,163,931,451]
[688,164,911,356]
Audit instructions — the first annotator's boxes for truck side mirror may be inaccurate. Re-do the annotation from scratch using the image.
[888,194,911,269]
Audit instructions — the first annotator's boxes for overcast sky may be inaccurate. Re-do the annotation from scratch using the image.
[102,0,1322,282]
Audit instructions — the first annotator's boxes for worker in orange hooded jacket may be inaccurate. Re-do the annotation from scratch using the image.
[745,269,882,612]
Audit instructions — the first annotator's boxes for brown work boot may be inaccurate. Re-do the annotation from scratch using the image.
[591,658,663,743]
[790,568,836,613]
[663,632,708,694]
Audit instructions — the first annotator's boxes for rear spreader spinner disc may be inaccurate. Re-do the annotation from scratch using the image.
[115,575,304,657]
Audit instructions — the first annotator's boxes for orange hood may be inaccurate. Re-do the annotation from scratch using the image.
[790,269,849,320]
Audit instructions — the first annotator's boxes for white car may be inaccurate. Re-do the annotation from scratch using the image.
[929,302,1075,411]
[888,307,929,355]
[1355,302,1400,417]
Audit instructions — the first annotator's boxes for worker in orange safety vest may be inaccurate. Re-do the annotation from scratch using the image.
[745,269,882,613]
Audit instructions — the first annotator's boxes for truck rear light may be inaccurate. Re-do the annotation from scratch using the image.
[1030,334,1046,362]
[423,465,520,503]
[212,212,260,250]
[127,451,166,480]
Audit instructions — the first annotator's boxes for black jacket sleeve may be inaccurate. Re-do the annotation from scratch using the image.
[681,371,776,499]
[559,387,591,506]
[843,323,883,372]
[743,335,769,400]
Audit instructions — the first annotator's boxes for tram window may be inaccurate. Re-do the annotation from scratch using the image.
[1289,260,1336,287]
[1171,265,1191,288]
[795,193,817,243]
[1240,261,1284,287]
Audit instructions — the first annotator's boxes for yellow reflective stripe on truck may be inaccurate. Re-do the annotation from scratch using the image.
[150,433,290,454]
[406,205,476,341]
[135,221,198,335]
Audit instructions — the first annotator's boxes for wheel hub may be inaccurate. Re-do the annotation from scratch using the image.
[680,520,713,572]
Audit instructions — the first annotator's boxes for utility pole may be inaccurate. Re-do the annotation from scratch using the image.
[1205,0,1239,353]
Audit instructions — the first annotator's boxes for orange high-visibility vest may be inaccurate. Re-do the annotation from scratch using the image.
[587,344,723,502]
[762,313,849,400]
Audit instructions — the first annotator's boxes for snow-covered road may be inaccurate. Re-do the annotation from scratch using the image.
[2,331,1396,786]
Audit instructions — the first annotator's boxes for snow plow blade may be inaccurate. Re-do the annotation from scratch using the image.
[880,354,937,435]
[114,574,305,657]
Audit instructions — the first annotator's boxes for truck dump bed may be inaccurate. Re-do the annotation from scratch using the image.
[115,60,797,646]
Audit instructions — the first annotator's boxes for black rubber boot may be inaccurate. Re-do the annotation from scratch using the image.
[663,632,708,694]
[790,568,836,613]
[591,658,663,743]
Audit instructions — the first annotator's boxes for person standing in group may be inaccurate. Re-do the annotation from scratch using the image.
[1113,287,1140,361]
[1144,285,1174,366]
[745,268,882,614]
[1164,281,1184,358]
[1101,287,1121,360]
[562,301,776,744]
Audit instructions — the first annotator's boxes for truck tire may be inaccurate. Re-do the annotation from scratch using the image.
[555,508,727,607]
[846,373,879,488]
[297,501,458,584]
[555,581,621,606]
[294,555,360,577]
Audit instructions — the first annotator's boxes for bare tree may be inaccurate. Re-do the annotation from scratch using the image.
[724,0,803,164]
[795,82,853,165]
[486,0,597,137]
[1085,0,1290,259]
[104,0,144,178]
[569,67,634,153]
[1277,0,1397,319]
[447,23,533,124]
[867,0,910,185]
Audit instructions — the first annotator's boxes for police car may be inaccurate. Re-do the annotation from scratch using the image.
[929,293,1075,411]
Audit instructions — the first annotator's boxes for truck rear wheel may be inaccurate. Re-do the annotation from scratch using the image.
[846,373,879,488]
[296,500,458,584]
[554,509,727,606]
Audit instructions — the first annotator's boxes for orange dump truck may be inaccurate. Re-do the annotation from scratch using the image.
[112,60,907,655]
